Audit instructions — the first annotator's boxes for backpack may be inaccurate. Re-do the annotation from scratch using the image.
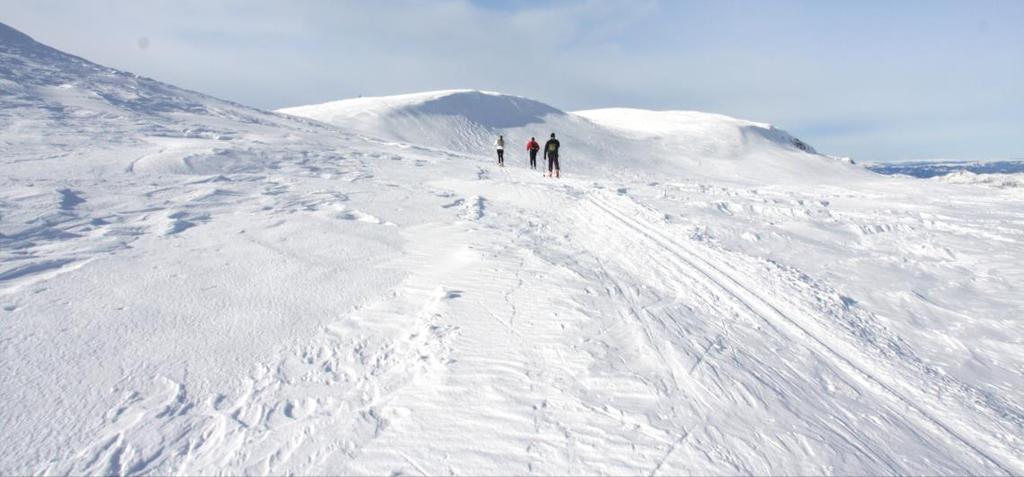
[547,142,558,152]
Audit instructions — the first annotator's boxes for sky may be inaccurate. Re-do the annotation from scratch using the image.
[2,0,1022,161]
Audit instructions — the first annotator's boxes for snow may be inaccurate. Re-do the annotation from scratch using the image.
[3,22,1024,475]
[939,171,1024,189]
[574,107,794,146]
[281,89,561,128]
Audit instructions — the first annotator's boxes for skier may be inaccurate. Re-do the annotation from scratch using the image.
[543,133,560,178]
[495,135,505,166]
[526,137,540,170]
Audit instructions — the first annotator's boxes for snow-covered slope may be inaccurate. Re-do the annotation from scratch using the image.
[575,107,817,154]
[280,89,561,129]
[280,89,566,154]
[4,22,1024,476]
[280,90,858,184]
[1,21,336,177]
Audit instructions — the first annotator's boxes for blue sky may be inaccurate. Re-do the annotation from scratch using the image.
[2,0,1021,161]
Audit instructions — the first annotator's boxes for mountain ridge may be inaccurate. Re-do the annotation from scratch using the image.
[277,88,850,183]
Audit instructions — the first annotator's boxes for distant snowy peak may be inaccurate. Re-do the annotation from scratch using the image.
[575,108,818,155]
[280,89,564,129]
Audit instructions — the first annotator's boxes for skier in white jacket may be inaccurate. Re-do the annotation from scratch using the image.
[495,135,505,167]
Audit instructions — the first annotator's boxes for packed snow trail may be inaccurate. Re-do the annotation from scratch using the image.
[348,166,1021,475]
[344,166,1022,475]
[576,190,1022,473]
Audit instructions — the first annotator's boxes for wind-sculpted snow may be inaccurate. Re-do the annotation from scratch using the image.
[3,22,1024,475]
[414,90,563,128]
[281,89,563,128]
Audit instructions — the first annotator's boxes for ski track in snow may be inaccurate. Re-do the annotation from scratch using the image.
[575,190,1022,473]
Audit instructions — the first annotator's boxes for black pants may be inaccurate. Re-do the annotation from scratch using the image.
[547,154,559,173]
[497,149,504,165]
[529,150,537,169]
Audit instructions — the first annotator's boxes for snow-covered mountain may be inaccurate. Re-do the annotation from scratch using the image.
[574,107,817,154]
[279,89,857,183]
[280,89,569,154]
[0,21,342,177]
[3,22,1024,476]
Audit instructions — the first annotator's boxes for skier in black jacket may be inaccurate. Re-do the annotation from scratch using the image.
[543,133,560,178]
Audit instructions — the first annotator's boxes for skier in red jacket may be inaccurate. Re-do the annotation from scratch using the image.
[526,137,540,170]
